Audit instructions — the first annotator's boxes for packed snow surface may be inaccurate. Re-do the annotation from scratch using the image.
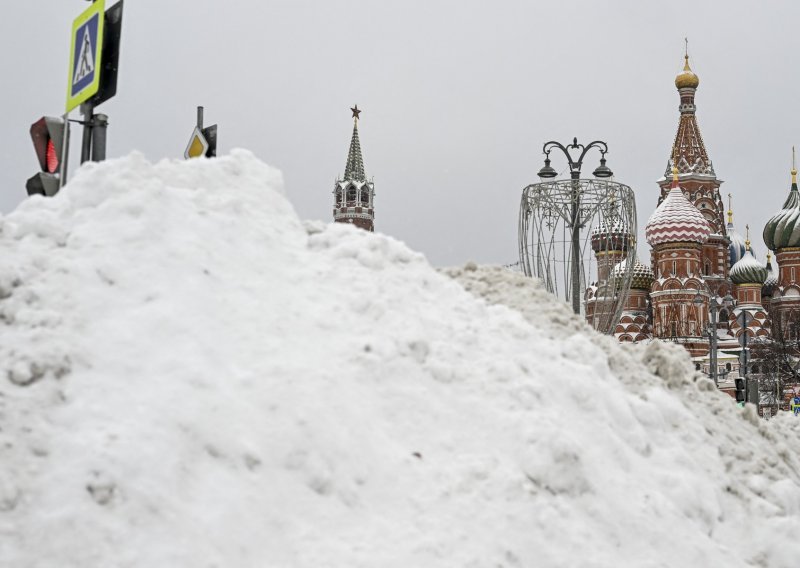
[3,151,800,567]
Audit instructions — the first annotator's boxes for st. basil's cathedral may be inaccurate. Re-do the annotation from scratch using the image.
[584,52,800,406]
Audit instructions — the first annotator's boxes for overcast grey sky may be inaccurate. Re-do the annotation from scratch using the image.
[2,0,800,267]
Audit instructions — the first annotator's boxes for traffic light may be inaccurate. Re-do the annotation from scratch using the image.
[27,116,67,197]
[735,378,746,403]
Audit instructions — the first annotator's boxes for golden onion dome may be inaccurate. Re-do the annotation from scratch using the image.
[675,55,700,89]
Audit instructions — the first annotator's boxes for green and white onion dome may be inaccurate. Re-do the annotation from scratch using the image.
[727,221,749,266]
[763,178,800,250]
[611,257,654,290]
[763,253,779,296]
[729,248,768,285]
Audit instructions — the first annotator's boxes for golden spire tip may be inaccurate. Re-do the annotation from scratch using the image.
[745,224,751,250]
[683,38,691,70]
[726,193,733,224]
[793,146,797,183]
[671,165,679,183]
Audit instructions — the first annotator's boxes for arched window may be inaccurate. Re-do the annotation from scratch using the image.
[347,186,356,203]
[360,187,369,205]
[726,363,731,371]
[336,189,342,205]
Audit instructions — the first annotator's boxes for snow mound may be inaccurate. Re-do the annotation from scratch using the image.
[2,151,800,567]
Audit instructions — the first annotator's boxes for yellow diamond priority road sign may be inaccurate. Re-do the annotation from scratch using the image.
[184,127,209,159]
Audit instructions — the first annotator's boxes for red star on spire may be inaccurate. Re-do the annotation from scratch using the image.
[351,105,361,120]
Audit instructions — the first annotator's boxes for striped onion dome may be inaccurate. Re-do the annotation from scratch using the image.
[763,253,779,296]
[727,221,747,267]
[612,257,655,290]
[645,187,711,246]
[730,248,767,285]
[763,180,800,250]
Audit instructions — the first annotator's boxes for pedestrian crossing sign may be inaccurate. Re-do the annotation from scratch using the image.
[66,0,106,112]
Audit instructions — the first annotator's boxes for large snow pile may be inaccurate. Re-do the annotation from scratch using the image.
[3,151,800,567]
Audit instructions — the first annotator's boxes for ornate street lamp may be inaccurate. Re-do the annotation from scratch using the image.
[693,291,734,386]
[519,138,637,334]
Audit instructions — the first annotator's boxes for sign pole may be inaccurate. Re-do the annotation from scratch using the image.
[58,113,71,189]
[91,113,108,161]
[80,102,94,163]
[197,106,204,130]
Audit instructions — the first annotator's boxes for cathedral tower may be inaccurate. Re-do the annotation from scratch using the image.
[334,105,375,231]
[657,52,730,297]
[763,162,800,338]
[646,168,712,356]
[729,233,769,341]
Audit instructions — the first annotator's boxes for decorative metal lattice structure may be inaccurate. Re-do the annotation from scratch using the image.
[519,177,638,334]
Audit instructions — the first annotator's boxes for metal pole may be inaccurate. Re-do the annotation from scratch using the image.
[710,300,718,386]
[570,170,581,315]
[197,106,204,129]
[91,114,108,161]
[80,102,94,164]
[58,113,71,189]
[743,329,749,403]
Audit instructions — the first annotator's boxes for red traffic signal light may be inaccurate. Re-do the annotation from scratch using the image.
[30,117,66,175]
[28,116,68,197]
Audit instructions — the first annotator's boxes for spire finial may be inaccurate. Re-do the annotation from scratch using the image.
[727,193,733,224]
[683,38,691,69]
[745,224,751,250]
[671,165,679,186]
[767,251,772,263]
[343,105,366,181]
[793,146,797,185]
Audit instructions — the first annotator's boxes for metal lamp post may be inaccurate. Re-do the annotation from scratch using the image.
[536,138,614,315]
[694,292,734,386]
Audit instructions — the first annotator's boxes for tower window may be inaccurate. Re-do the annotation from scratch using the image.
[347,186,357,203]
[336,189,342,205]
[360,189,369,205]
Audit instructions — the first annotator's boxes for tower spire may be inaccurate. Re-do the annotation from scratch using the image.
[792,146,797,186]
[343,105,366,182]
[727,193,733,224]
[666,49,711,177]
[333,105,375,232]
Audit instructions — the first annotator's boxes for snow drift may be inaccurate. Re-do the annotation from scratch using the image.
[2,150,800,567]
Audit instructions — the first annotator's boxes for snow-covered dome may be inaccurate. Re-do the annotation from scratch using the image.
[730,248,767,285]
[763,253,779,296]
[612,257,655,291]
[763,179,800,251]
[590,221,631,253]
[645,186,711,247]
